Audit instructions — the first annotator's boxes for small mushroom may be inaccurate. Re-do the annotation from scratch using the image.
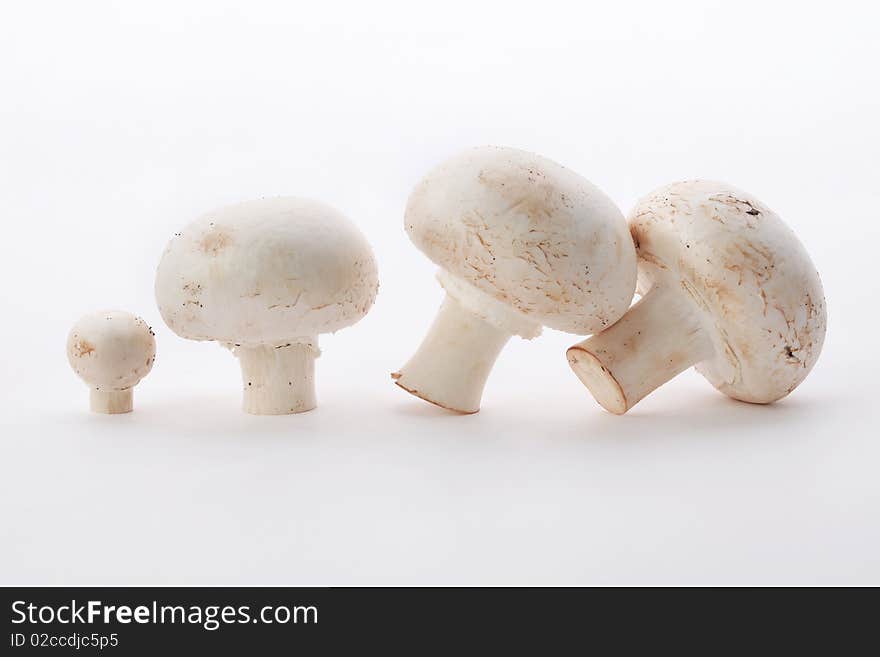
[567,180,827,414]
[155,197,378,415]
[393,146,637,413]
[66,310,156,413]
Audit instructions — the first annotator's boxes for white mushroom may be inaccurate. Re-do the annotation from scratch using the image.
[567,180,827,414]
[393,146,637,413]
[66,310,156,414]
[155,197,378,415]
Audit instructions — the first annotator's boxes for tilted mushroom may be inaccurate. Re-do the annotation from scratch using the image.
[155,197,378,414]
[393,146,637,413]
[67,310,156,413]
[567,180,827,414]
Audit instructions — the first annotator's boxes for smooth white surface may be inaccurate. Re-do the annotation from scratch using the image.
[1,0,877,585]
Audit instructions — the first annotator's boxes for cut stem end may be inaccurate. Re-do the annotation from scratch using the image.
[90,388,133,414]
[567,286,714,414]
[393,294,511,414]
[235,341,318,415]
[566,347,628,415]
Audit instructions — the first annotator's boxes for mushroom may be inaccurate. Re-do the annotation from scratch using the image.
[66,310,156,413]
[392,146,637,413]
[566,180,827,414]
[155,197,378,415]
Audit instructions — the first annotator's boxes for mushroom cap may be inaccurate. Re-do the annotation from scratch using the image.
[630,180,826,403]
[404,146,637,335]
[67,310,156,390]
[155,197,379,346]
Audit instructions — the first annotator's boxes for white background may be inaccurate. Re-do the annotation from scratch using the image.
[1,0,878,585]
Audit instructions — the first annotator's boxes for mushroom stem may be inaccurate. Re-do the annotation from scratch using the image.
[566,285,715,414]
[234,341,318,415]
[90,389,133,414]
[392,294,511,413]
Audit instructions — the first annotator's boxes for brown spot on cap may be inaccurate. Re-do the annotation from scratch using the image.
[73,340,95,357]
[200,230,232,256]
